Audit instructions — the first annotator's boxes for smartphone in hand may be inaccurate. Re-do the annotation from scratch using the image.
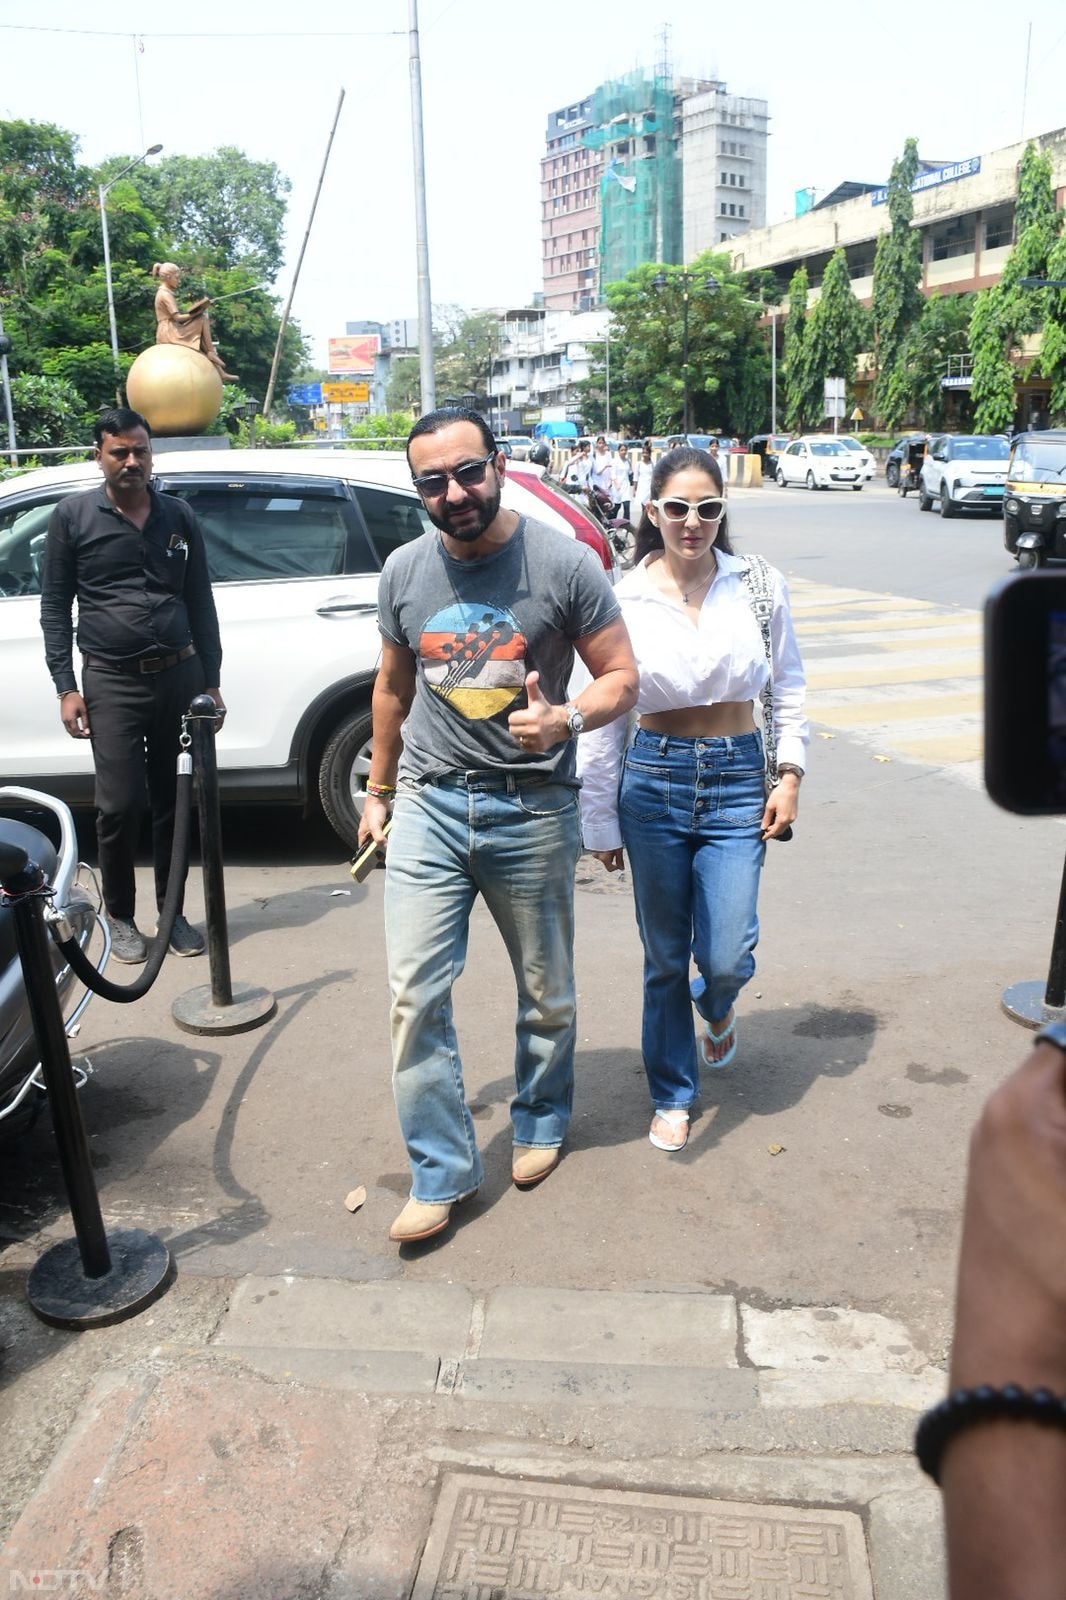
[349,819,393,883]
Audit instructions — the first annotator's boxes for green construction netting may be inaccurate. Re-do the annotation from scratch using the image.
[583,70,682,294]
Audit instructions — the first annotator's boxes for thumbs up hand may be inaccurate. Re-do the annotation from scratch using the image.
[508,670,566,752]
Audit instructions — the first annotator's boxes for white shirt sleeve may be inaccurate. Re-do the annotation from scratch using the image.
[769,571,809,771]
[577,711,630,851]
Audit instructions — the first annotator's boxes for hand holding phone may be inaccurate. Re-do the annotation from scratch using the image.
[350,819,393,883]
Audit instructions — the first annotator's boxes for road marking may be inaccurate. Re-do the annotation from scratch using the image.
[788,578,982,781]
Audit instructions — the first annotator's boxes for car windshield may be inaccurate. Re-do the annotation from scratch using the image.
[1011,441,1066,479]
[836,438,865,452]
[948,436,1010,460]
[810,442,848,456]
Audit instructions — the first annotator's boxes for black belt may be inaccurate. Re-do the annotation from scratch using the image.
[83,644,197,675]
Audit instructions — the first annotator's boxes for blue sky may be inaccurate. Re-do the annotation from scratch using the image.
[2,1,1065,368]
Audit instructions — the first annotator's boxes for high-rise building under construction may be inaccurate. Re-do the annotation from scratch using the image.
[541,72,768,312]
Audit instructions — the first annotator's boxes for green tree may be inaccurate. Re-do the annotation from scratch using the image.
[577,253,767,435]
[135,149,290,279]
[385,354,421,413]
[1037,230,1066,420]
[804,249,865,400]
[9,372,89,445]
[970,142,1061,433]
[344,411,415,449]
[434,308,496,403]
[782,266,821,431]
[872,138,923,423]
[879,293,974,430]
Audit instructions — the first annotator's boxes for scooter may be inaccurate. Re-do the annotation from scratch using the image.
[0,787,110,1141]
[585,483,637,565]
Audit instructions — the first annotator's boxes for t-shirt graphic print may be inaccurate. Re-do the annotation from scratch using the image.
[421,601,527,720]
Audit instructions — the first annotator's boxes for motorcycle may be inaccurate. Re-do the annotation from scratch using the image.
[585,483,637,565]
[0,787,110,1141]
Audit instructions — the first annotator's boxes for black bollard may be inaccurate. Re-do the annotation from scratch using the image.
[0,834,171,1328]
[1002,844,1066,1027]
[172,695,276,1036]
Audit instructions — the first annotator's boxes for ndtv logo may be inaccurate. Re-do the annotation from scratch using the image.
[8,1575,106,1592]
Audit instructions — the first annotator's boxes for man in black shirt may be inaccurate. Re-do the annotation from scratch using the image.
[40,407,225,963]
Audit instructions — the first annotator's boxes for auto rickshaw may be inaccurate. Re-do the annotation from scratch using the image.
[1004,429,1066,568]
[898,438,926,496]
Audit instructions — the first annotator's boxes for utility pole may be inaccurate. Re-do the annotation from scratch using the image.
[409,0,435,413]
[0,310,16,466]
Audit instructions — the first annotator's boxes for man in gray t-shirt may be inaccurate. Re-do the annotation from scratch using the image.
[361,408,638,1245]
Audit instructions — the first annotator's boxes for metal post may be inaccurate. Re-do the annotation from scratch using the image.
[172,696,276,1036]
[771,306,778,436]
[409,0,435,413]
[681,286,690,436]
[1003,845,1066,1026]
[0,308,16,468]
[0,831,172,1328]
[98,146,162,407]
[605,329,611,435]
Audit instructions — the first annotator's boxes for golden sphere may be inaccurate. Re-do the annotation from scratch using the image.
[126,345,223,436]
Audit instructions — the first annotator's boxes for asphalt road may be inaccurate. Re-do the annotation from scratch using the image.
[0,479,1049,1360]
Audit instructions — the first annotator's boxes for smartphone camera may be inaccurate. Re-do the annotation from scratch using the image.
[985,572,1066,814]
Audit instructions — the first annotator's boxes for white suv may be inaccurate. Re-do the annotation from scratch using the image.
[0,448,611,847]
[918,433,1010,518]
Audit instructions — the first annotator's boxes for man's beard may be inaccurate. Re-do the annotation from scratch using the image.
[428,481,501,543]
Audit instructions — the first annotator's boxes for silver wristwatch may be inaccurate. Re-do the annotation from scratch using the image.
[565,703,585,738]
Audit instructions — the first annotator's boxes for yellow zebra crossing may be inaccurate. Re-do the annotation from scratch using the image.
[787,578,982,778]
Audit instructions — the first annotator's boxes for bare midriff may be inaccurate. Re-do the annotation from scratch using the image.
[639,701,757,738]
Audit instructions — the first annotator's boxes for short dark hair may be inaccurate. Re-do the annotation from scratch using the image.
[94,406,151,446]
[633,446,733,563]
[406,406,495,464]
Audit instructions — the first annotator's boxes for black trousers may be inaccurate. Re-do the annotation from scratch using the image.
[82,653,205,920]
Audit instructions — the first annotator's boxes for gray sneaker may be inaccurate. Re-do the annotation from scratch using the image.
[108,917,148,964]
[167,914,205,957]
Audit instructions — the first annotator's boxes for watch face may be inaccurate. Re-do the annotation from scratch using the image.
[568,707,585,735]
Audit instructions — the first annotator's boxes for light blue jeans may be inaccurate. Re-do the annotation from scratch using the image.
[384,772,582,1203]
[619,729,766,1111]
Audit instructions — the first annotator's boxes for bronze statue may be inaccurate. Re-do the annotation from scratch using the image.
[151,262,237,382]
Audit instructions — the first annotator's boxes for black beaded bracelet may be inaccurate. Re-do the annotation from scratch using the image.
[915,1384,1066,1484]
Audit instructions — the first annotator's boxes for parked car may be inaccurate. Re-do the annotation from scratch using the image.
[746,434,792,478]
[0,449,612,849]
[918,433,1010,517]
[496,436,533,461]
[775,437,865,490]
[822,435,876,481]
[1003,428,1066,568]
[884,435,929,489]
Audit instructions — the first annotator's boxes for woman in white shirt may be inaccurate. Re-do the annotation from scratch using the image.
[631,444,655,525]
[577,447,808,1152]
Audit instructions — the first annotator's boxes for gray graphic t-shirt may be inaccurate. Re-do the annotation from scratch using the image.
[377,517,620,785]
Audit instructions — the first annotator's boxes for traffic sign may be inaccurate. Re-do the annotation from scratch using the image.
[323,381,370,403]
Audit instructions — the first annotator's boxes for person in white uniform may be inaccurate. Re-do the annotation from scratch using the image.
[577,446,808,1152]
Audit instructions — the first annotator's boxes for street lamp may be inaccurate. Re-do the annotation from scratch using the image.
[651,268,719,435]
[100,143,163,402]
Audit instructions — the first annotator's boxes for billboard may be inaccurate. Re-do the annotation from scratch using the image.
[328,333,380,374]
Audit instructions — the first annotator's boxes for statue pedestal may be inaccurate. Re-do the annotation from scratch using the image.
[152,435,231,454]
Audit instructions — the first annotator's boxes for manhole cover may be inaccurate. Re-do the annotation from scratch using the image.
[412,1473,873,1598]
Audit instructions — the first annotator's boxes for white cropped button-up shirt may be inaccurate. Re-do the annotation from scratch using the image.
[577,549,809,851]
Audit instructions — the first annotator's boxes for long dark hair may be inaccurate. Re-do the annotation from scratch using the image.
[633,446,733,564]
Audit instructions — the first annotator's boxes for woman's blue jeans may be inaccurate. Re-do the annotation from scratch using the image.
[384,773,582,1204]
[619,729,766,1111]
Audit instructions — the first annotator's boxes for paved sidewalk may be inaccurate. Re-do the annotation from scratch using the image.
[0,1258,946,1598]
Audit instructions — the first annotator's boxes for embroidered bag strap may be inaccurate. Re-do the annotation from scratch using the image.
[739,553,778,787]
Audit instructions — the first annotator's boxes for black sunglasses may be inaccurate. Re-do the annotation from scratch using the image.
[411,450,497,499]
[651,497,726,523]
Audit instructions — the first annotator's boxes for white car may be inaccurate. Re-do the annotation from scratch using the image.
[814,434,875,481]
[775,437,865,490]
[0,448,612,848]
[917,433,1010,518]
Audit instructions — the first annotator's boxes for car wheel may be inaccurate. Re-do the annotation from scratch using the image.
[938,480,956,518]
[1003,511,1020,552]
[318,707,375,849]
[852,484,863,491]
[776,467,787,486]
[805,470,817,490]
[886,462,900,488]
[918,481,933,512]
[1017,548,1043,570]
